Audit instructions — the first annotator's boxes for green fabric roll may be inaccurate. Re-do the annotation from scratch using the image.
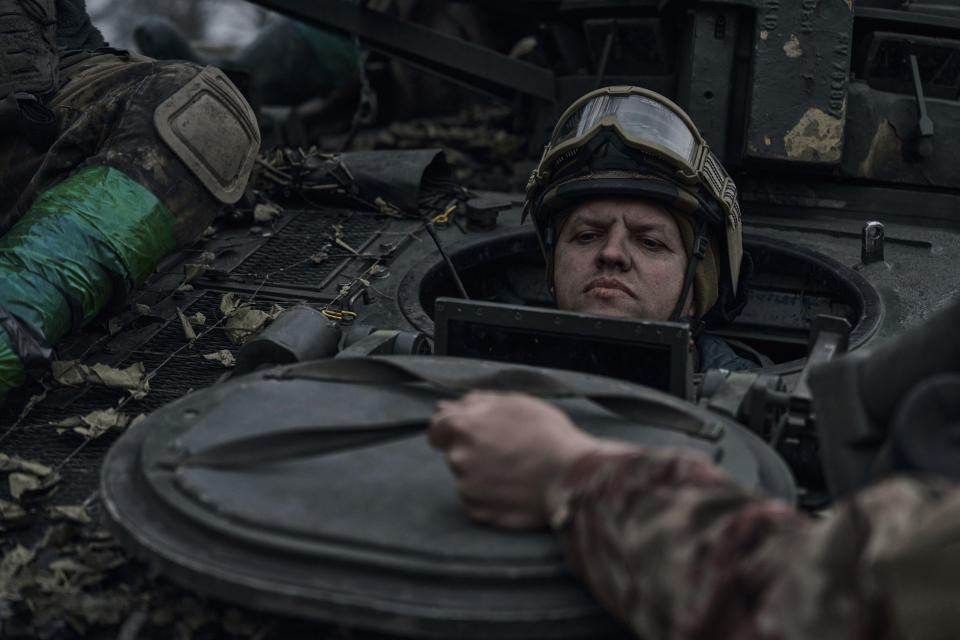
[0,165,177,404]
[0,334,25,406]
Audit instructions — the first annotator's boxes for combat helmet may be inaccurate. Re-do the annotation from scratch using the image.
[524,85,746,327]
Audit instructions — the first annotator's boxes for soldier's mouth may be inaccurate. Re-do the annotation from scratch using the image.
[584,277,634,297]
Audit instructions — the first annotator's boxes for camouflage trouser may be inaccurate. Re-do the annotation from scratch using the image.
[0,49,221,247]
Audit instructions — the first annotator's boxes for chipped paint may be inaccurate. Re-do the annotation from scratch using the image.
[760,30,769,41]
[764,136,772,146]
[783,107,844,162]
[784,34,802,58]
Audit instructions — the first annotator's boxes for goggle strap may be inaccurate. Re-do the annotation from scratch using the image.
[670,218,709,322]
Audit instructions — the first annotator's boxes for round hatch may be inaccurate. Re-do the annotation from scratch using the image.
[101,355,795,638]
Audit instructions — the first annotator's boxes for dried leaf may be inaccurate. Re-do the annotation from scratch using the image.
[89,362,145,390]
[202,350,236,368]
[10,471,60,504]
[51,409,131,438]
[253,202,282,223]
[335,237,361,256]
[225,308,271,345]
[268,304,285,319]
[48,558,96,575]
[50,360,86,386]
[51,361,146,393]
[0,453,52,476]
[183,263,209,283]
[220,292,242,316]
[189,311,206,326]
[48,505,92,525]
[199,250,216,263]
[374,196,402,217]
[176,306,197,341]
[0,544,34,596]
[0,499,31,530]
[177,283,195,292]
[10,473,41,500]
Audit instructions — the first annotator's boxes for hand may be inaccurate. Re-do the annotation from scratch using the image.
[428,391,634,529]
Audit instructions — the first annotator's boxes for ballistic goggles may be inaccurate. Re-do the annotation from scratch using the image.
[527,86,743,293]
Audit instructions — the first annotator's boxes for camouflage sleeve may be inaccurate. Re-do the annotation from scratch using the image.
[550,448,960,640]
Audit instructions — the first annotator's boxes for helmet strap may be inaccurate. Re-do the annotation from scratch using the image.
[669,218,709,323]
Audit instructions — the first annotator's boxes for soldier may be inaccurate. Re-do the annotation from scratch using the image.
[524,85,762,372]
[429,87,960,639]
[0,0,260,402]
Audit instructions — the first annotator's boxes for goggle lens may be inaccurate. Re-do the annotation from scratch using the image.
[552,94,698,165]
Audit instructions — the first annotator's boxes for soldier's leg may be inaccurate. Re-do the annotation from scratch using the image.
[0,50,259,403]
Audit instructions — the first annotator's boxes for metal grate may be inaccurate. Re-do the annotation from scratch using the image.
[235,208,388,288]
[0,293,280,544]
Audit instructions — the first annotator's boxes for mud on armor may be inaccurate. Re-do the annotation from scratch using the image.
[154,65,261,204]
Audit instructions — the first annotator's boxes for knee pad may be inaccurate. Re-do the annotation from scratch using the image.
[154,66,260,204]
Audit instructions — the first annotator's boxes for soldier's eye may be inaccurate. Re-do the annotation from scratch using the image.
[575,231,599,242]
[638,237,663,250]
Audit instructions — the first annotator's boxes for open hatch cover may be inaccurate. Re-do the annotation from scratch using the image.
[100,355,795,638]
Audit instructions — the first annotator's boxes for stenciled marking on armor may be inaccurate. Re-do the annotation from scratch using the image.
[762,0,779,32]
[783,107,843,162]
[828,32,851,119]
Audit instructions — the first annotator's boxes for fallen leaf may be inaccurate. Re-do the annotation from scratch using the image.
[89,362,145,390]
[51,361,146,393]
[176,307,197,341]
[176,283,194,292]
[183,263,209,283]
[50,360,86,386]
[0,545,34,597]
[10,471,60,504]
[51,409,131,438]
[47,505,92,525]
[0,499,31,530]
[225,308,271,345]
[0,453,52,476]
[219,292,241,316]
[189,312,206,326]
[253,202,282,223]
[48,558,96,575]
[202,350,236,368]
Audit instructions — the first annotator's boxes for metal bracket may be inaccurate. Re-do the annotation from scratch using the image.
[910,53,935,158]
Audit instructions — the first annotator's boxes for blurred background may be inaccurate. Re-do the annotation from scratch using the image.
[87,0,271,52]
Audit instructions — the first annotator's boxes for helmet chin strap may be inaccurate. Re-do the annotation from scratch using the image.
[669,218,709,329]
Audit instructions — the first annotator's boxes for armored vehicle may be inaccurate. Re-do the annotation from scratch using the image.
[2,1,960,638]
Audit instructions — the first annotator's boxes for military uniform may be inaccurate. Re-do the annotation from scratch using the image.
[0,0,259,245]
[0,0,259,403]
[551,448,960,639]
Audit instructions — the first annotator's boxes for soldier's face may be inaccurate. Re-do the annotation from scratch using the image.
[553,198,692,321]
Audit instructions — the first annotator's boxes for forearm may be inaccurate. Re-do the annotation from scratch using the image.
[551,448,960,640]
